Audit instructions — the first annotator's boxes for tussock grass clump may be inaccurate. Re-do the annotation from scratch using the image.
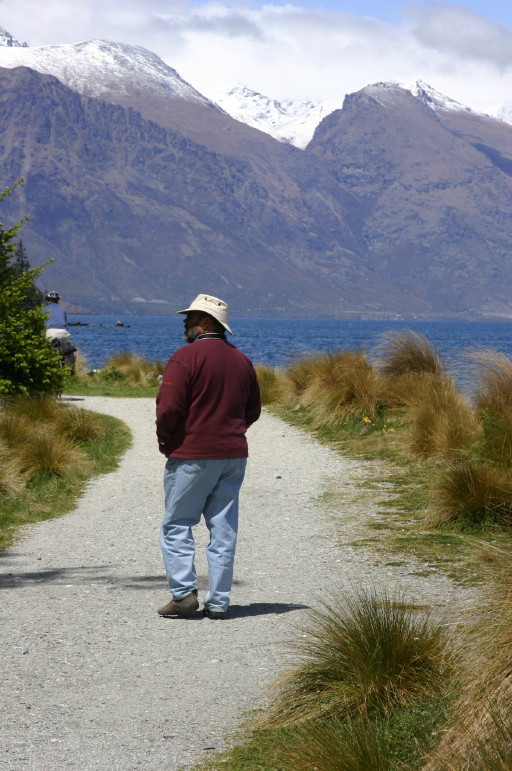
[15,425,90,479]
[431,460,512,527]
[285,355,324,399]
[56,406,107,442]
[296,350,380,426]
[424,548,512,769]
[0,440,23,495]
[254,365,287,405]
[478,407,512,467]
[377,332,446,410]
[72,350,90,380]
[377,331,444,378]
[0,408,32,448]
[469,348,512,412]
[406,374,480,459]
[467,349,512,467]
[267,717,396,771]
[260,589,449,728]
[7,394,66,424]
[103,352,164,386]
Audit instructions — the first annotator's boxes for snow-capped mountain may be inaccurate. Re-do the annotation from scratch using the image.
[409,80,473,113]
[213,79,512,148]
[0,25,27,48]
[212,83,341,148]
[0,38,218,109]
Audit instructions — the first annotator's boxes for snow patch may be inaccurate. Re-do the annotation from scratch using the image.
[212,83,341,148]
[0,39,216,108]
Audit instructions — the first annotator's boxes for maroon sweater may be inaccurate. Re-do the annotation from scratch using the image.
[155,337,261,459]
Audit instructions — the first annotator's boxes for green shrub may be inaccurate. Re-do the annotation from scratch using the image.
[0,182,66,396]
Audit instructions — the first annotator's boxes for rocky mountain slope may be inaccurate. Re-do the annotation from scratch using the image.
[0,65,397,316]
[0,33,511,318]
[308,82,512,317]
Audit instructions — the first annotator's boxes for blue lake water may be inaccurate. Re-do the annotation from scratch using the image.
[68,315,512,391]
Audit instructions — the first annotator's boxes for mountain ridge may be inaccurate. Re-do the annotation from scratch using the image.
[0,31,511,318]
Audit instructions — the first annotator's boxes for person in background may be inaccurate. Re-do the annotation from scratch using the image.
[43,291,70,343]
[156,293,261,620]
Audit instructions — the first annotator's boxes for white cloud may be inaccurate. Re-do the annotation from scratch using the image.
[1,0,511,115]
[405,1,512,67]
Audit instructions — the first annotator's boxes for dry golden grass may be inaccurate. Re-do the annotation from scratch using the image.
[0,408,32,448]
[430,459,512,527]
[254,365,287,405]
[104,351,163,386]
[266,718,396,771]
[376,331,444,377]
[285,355,324,399]
[296,350,380,426]
[7,394,66,423]
[468,348,512,411]
[72,349,90,380]
[260,589,449,728]
[424,547,512,769]
[376,331,446,410]
[405,374,480,459]
[15,425,90,479]
[56,406,107,442]
[464,349,512,467]
[0,440,23,495]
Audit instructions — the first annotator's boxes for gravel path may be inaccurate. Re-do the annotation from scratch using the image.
[0,397,475,770]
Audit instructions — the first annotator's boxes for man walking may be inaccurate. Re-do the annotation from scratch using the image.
[156,294,261,620]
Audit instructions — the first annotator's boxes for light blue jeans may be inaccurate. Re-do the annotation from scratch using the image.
[161,457,247,612]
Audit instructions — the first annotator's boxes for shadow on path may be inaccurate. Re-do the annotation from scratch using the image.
[0,565,167,589]
[160,602,309,621]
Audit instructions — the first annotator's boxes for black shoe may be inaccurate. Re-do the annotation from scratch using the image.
[203,606,227,620]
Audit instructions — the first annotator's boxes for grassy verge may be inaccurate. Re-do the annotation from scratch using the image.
[195,341,512,770]
[0,411,131,550]
[269,403,505,586]
[197,700,450,771]
[63,350,162,397]
[64,379,158,398]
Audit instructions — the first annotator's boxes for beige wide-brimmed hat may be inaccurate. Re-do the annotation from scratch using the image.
[177,294,233,334]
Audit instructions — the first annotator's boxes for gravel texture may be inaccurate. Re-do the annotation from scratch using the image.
[0,397,477,770]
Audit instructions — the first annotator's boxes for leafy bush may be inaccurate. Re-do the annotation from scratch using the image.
[0,181,65,396]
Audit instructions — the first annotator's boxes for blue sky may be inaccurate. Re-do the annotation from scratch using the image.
[2,0,511,115]
[258,1,512,28]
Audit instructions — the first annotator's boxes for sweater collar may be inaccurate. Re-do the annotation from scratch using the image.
[195,332,227,341]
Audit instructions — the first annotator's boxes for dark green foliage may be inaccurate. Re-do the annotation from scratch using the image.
[0,181,65,395]
[13,239,44,310]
